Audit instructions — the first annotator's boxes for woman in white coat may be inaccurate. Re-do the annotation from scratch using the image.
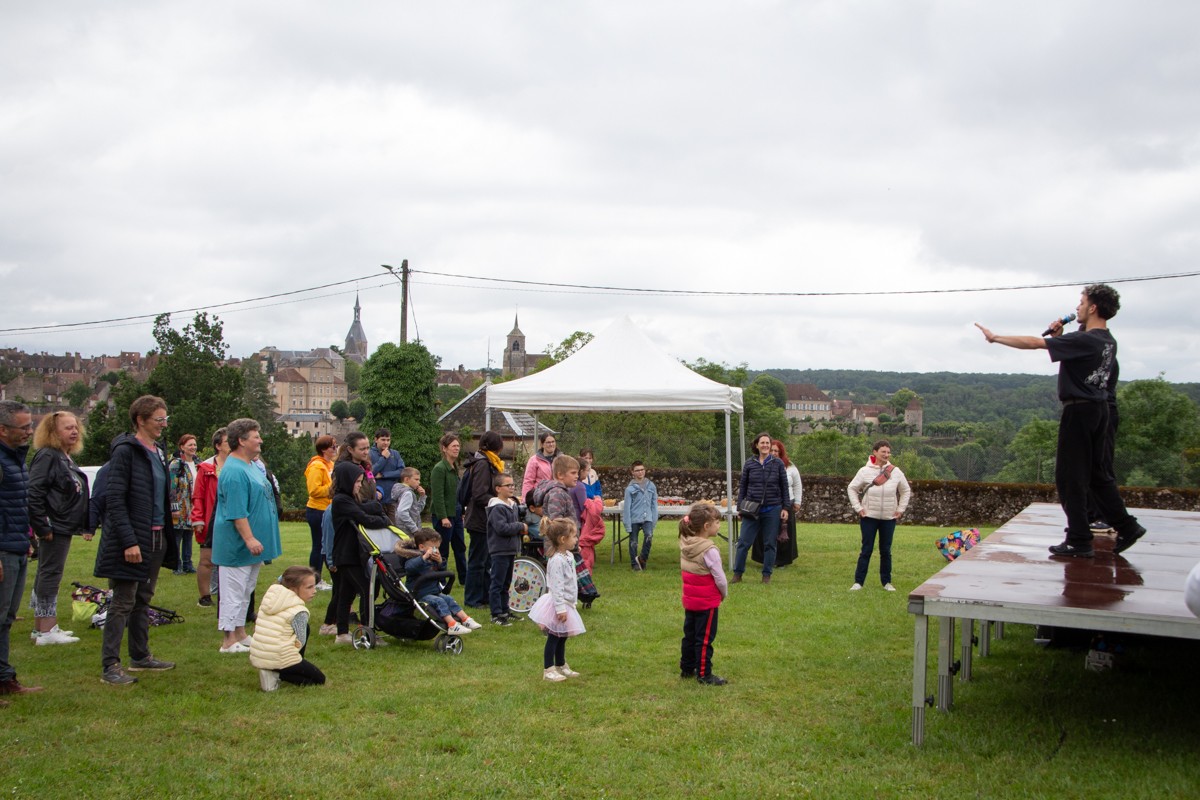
[846,440,911,592]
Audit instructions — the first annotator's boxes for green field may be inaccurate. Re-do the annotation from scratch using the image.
[5,521,1199,799]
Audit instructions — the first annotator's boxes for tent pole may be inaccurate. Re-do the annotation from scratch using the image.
[725,409,735,564]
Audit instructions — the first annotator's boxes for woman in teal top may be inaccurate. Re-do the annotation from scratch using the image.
[213,418,282,654]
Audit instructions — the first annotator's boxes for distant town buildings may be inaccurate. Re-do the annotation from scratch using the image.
[784,382,922,436]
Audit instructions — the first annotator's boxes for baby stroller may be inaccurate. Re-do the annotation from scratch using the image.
[353,524,465,655]
[508,536,600,616]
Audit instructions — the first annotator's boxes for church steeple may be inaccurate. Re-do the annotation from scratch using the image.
[344,292,369,364]
[504,308,527,377]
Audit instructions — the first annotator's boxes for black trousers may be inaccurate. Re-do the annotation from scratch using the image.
[681,607,719,678]
[1056,401,1137,546]
[465,529,490,607]
[1087,405,1119,523]
[543,633,567,669]
[334,563,370,634]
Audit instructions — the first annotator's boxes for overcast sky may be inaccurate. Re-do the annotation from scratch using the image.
[3,2,1198,383]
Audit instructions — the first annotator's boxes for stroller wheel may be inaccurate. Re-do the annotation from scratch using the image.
[509,557,547,615]
[434,632,464,655]
[352,626,376,650]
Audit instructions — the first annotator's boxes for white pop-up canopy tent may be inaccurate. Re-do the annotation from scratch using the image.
[485,317,745,559]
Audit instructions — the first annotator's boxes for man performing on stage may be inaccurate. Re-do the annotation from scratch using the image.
[975,284,1146,558]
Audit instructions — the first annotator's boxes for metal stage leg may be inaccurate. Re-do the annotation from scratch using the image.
[960,619,974,682]
[912,614,929,746]
[980,620,992,657]
[996,621,1005,639]
[937,617,955,712]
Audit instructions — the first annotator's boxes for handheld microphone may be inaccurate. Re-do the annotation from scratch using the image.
[1042,313,1076,336]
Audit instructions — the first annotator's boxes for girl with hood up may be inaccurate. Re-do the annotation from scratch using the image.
[329,460,391,644]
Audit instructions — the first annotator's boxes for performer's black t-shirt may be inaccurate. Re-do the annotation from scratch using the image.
[1046,329,1117,402]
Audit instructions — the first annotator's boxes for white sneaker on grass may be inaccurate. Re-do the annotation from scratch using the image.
[31,624,75,641]
[463,618,483,630]
[883,583,897,592]
[543,667,567,682]
[447,623,472,635]
[219,641,250,654]
[556,664,580,678]
[36,628,80,645]
[849,583,863,591]
[315,581,333,591]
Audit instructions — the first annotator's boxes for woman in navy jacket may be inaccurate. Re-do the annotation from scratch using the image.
[732,432,790,584]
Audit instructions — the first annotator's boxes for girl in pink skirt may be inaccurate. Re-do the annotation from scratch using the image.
[528,518,586,681]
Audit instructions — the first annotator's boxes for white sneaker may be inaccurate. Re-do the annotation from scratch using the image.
[463,618,483,631]
[35,628,80,645]
[543,667,567,682]
[556,664,580,678]
[219,641,250,654]
[315,580,333,591]
[334,633,352,645]
[258,669,280,692]
[31,624,75,641]
[447,623,472,635]
[241,636,254,647]
[883,583,897,592]
[849,583,863,591]
[318,624,337,636]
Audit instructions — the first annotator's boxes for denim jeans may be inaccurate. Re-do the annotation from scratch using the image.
[733,508,781,576]
[489,554,515,618]
[628,521,655,564]
[855,517,896,586]
[437,514,467,584]
[423,592,463,621]
[173,526,194,571]
[305,507,325,579]
[0,551,29,682]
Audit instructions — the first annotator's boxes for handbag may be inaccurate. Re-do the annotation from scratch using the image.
[736,498,761,518]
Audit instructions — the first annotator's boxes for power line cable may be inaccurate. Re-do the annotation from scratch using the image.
[3,267,1196,337]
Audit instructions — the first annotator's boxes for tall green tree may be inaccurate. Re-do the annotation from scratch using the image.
[751,374,787,408]
[142,312,244,449]
[1115,378,1200,487]
[64,380,92,408]
[360,341,442,478]
[996,419,1058,483]
[330,399,350,422]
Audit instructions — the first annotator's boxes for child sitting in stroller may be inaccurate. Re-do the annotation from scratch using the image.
[405,529,483,635]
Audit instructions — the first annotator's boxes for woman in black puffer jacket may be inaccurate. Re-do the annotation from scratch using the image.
[27,412,91,645]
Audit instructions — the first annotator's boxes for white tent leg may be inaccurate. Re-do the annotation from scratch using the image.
[725,410,735,564]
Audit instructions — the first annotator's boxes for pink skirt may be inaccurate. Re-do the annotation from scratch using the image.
[528,593,586,637]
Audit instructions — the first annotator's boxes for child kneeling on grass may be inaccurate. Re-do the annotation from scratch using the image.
[250,566,327,691]
[406,529,483,635]
[679,503,728,686]
[528,518,586,681]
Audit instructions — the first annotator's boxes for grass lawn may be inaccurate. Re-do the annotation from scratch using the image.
[5,520,1199,799]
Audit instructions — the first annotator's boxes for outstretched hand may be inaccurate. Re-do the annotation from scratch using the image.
[974,322,995,343]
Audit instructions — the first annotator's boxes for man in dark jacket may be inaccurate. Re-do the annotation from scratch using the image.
[0,400,42,697]
[95,395,178,686]
[369,429,405,517]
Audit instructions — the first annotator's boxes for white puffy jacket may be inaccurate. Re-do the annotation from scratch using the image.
[847,459,911,520]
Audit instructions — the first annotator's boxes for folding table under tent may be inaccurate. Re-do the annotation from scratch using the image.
[484,316,746,561]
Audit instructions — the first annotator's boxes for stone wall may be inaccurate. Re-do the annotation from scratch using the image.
[589,466,1200,528]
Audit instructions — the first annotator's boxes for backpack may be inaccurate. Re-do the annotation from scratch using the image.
[456,459,475,512]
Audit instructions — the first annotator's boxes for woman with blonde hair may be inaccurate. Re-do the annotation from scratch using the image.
[27,411,91,645]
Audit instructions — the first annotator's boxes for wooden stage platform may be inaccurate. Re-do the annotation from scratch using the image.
[907,502,1200,745]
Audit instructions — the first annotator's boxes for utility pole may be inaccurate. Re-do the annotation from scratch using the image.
[381,260,410,344]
